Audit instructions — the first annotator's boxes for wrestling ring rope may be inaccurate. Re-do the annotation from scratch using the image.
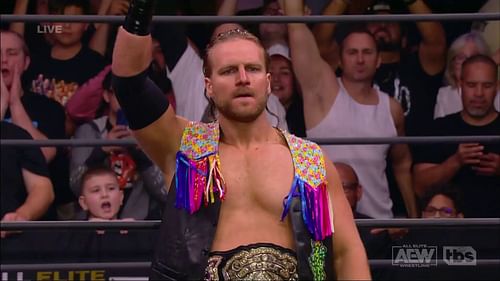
[1,10,499,280]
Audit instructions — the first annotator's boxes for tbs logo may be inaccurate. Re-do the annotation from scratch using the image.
[443,246,476,266]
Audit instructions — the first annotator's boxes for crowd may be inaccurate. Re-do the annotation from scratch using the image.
[1,0,498,236]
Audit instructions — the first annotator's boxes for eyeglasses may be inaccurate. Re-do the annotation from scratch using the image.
[423,206,456,217]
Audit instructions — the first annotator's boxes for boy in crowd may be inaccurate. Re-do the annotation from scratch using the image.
[78,166,124,221]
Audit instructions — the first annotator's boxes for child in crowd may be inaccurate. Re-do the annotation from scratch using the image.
[78,166,123,221]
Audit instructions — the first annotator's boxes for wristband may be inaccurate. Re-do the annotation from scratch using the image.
[123,0,155,36]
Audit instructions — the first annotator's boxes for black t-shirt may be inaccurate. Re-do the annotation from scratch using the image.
[5,91,73,209]
[5,91,66,140]
[414,113,500,218]
[1,121,49,217]
[23,46,106,106]
[374,53,443,136]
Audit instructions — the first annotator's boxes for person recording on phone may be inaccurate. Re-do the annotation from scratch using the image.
[413,55,500,218]
[70,72,167,220]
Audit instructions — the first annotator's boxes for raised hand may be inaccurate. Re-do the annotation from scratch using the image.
[102,125,132,154]
[0,70,10,119]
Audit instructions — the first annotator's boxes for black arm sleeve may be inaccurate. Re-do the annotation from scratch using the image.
[152,23,188,71]
[123,0,156,36]
[112,70,169,130]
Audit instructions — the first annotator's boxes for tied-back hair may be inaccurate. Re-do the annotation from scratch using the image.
[202,28,279,126]
[202,28,270,77]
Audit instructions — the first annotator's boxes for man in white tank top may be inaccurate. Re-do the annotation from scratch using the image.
[283,0,417,219]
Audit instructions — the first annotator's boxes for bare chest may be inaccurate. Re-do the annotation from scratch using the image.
[218,144,295,213]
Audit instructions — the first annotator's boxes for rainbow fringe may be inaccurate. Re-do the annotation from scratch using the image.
[281,177,333,241]
[175,152,226,214]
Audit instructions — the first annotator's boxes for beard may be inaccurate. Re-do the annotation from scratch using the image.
[465,105,491,119]
[375,38,401,52]
[214,93,268,123]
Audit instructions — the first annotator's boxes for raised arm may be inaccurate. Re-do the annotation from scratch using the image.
[282,0,339,129]
[111,0,187,182]
[324,156,371,279]
[88,0,114,56]
[217,0,238,16]
[312,0,348,70]
[9,0,29,36]
[389,98,418,217]
[2,67,56,162]
[407,0,446,75]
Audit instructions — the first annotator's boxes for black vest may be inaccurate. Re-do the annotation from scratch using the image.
[150,181,334,281]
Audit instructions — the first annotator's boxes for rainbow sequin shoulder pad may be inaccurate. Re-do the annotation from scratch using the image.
[180,121,220,160]
[280,131,333,242]
[282,131,326,187]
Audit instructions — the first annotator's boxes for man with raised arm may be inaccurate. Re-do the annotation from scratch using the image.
[111,0,370,280]
[283,0,417,219]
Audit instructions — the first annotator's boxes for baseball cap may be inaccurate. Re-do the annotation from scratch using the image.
[266,43,291,61]
[366,0,392,14]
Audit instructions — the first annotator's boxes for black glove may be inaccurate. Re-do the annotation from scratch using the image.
[123,0,156,36]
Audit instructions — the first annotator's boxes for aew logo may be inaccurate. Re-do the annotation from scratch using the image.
[443,246,476,266]
[392,245,438,268]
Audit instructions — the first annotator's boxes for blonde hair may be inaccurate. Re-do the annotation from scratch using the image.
[445,32,490,87]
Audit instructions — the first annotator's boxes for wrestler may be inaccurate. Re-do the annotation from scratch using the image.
[111,0,370,279]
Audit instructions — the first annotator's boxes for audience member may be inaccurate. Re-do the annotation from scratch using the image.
[1,30,64,161]
[78,166,124,220]
[334,162,369,218]
[267,43,306,136]
[366,0,447,136]
[474,0,500,64]
[1,29,70,220]
[313,0,447,135]
[70,72,167,220]
[420,184,464,218]
[9,0,53,56]
[66,39,175,127]
[1,120,53,238]
[22,0,106,135]
[434,32,499,119]
[283,0,417,219]
[413,55,500,218]
[333,161,393,279]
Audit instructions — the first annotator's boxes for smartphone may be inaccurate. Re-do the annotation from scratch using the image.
[116,109,129,126]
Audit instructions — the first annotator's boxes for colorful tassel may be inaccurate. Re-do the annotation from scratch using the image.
[281,177,333,241]
[175,152,226,214]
